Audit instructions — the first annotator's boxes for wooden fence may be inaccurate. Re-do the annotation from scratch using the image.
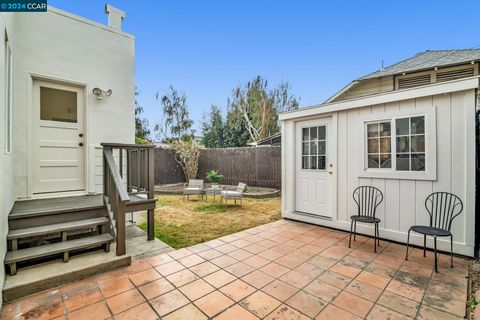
[154,146,281,189]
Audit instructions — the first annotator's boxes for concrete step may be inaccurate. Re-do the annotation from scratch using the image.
[5,234,113,264]
[7,217,109,240]
[2,245,131,302]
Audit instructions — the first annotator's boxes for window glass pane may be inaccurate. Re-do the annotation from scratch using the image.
[40,87,77,123]
[310,156,318,169]
[302,156,309,169]
[368,138,379,153]
[318,141,326,155]
[379,122,391,137]
[396,154,410,171]
[310,141,318,155]
[411,135,425,153]
[367,123,378,137]
[411,116,425,134]
[318,126,326,140]
[310,127,317,140]
[396,136,409,153]
[396,118,409,135]
[379,137,391,153]
[368,154,379,168]
[302,128,309,142]
[411,153,425,171]
[318,156,326,170]
[302,142,309,155]
[380,154,391,168]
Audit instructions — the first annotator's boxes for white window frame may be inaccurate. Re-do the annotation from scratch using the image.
[300,124,328,171]
[4,32,12,154]
[359,106,437,181]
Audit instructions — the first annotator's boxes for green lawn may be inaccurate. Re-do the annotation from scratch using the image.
[139,195,280,249]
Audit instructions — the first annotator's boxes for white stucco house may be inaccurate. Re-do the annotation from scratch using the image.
[280,50,479,257]
[0,5,141,301]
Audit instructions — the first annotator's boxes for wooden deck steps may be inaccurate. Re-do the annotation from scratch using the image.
[6,195,115,276]
[5,234,114,266]
[7,217,109,240]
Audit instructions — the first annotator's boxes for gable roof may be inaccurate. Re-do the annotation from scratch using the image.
[359,49,480,80]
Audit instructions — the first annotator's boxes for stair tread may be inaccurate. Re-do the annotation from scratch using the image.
[8,217,110,240]
[5,233,114,263]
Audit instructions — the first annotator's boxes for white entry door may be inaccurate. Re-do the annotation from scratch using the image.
[295,117,334,217]
[32,81,85,194]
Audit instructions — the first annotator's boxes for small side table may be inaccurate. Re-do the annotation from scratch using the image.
[205,187,222,202]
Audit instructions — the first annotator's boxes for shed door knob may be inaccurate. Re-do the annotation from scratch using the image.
[79,142,84,147]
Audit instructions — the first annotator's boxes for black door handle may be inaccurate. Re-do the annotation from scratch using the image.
[79,133,84,137]
[79,142,84,147]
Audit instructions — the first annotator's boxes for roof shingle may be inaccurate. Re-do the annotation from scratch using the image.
[359,49,480,80]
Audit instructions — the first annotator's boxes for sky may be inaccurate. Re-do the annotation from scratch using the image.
[48,0,479,138]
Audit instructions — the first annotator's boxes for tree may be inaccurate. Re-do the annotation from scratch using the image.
[224,101,250,147]
[168,139,202,181]
[201,105,226,148]
[227,76,299,144]
[135,88,150,142]
[155,86,194,141]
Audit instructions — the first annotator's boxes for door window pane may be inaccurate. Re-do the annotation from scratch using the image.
[302,128,309,141]
[318,141,326,155]
[302,156,309,169]
[302,142,309,155]
[40,87,77,123]
[318,156,326,170]
[310,127,317,140]
[310,141,318,155]
[318,126,326,140]
[310,156,318,169]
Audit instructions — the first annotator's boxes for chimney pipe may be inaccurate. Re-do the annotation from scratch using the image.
[105,4,125,31]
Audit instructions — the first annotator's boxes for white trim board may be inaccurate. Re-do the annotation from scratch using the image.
[279,77,479,121]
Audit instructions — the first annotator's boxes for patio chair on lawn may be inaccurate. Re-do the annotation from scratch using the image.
[220,183,247,207]
[349,186,384,252]
[405,192,463,273]
[183,179,205,201]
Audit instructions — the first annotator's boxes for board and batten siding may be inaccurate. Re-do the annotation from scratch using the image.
[282,88,476,256]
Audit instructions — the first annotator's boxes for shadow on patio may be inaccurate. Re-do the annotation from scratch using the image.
[1,219,469,320]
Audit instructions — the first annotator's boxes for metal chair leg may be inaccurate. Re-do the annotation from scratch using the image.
[353,221,357,241]
[450,234,454,268]
[405,229,411,260]
[374,223,377,253]
[376,223,380,246]
[348,219,353,248]
[434,235,438,273]
[423,234,426,257]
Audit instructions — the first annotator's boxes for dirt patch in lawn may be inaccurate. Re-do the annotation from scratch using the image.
[138,195,281,249]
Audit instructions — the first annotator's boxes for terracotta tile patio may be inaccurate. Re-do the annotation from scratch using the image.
[1,219,470,319]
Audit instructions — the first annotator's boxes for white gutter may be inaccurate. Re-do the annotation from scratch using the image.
[279,76,480,121]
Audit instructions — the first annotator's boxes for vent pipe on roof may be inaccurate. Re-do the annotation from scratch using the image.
[105,4,125,31]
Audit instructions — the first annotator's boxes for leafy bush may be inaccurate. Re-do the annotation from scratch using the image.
[206,170,224,183]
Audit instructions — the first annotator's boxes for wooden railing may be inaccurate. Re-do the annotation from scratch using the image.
[102,143,155,255]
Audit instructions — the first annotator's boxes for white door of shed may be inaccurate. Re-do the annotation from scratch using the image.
[32,81,85,194]
[295,118,334,217]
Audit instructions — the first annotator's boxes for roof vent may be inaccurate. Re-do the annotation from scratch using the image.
[397,74,432,89]
[436,66,475,82]
[105,4,125,31]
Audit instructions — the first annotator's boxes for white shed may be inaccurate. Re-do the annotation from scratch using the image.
[280,50,479,257]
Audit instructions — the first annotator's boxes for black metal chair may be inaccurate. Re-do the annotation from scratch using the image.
[405,192,463,273]
[349,186,384,252]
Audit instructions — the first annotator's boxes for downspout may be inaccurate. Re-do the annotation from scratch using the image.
[475,89,480,258]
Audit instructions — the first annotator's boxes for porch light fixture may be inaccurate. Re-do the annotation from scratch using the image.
[92,87,112,100]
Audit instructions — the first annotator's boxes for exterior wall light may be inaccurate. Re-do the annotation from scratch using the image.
[92,87,112,100]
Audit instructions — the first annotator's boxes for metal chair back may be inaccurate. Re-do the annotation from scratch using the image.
[353,186,383,218]
[188,179,204,188]
[425,192,463,231]
[236,182,247,195]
